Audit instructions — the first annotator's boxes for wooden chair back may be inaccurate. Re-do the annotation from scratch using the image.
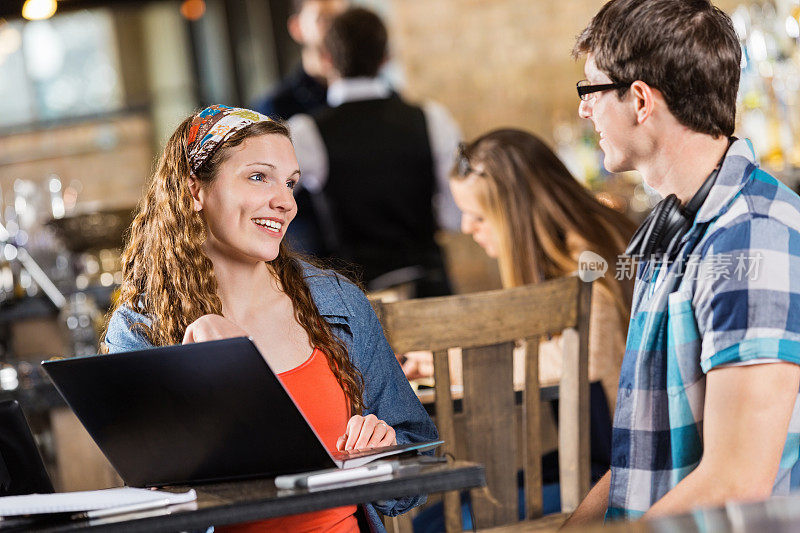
[373,276,593,531]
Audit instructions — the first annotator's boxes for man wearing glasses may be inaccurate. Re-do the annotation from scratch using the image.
[565,0,800,525]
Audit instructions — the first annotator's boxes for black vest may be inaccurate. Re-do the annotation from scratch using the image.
[313,96,446,288]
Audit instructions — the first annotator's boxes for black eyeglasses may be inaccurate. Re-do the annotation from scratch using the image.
[577,79,630,101]
[455,142,485,177]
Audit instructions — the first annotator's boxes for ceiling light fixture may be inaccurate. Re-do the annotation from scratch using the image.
[22,0,58,21]
[180,0,206,21]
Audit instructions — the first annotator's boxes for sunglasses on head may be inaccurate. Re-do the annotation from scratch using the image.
[455,143,486,177]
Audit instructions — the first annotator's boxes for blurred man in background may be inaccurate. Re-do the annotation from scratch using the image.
[253,0,347,120]
[289,7,462,297]
[253,0,348,255]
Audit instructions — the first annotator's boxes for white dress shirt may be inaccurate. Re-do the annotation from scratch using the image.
[287,77,462,231]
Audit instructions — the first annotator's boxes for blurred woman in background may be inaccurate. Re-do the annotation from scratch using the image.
[448,128,636,406]
[410,128,637,529]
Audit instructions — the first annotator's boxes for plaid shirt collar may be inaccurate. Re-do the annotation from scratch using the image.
[662,138,758,257]
[694,138,757,224]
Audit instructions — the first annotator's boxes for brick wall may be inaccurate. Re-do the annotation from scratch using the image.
[389,0,740,142]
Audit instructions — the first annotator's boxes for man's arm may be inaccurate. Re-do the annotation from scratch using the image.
[560,470,610,528]
[644,362,800,518]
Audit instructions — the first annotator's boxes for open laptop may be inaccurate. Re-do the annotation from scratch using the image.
[41,337,440,488]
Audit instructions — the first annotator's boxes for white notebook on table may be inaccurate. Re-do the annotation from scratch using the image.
[0,487,196,517]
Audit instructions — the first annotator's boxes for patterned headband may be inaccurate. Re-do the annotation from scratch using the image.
[186,104,272,175]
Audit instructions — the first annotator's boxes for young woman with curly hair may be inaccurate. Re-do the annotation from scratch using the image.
[102,105,436,533]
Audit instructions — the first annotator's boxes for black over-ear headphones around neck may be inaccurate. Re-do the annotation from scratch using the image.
[625,138,735,260]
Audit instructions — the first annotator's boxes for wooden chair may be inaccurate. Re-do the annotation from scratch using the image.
[373,276,593,532]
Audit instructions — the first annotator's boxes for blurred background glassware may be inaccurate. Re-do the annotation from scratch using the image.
[59,292,102,357]
[0,363,19,390]
[0,261,13,304]
[45,205,131,307]
[734,0,800,180]
[45,205,133,254]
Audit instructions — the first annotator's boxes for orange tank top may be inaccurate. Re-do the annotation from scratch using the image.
[217,348,359,533]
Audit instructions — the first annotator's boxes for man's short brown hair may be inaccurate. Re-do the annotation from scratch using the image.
[324,7,387,78]
[573,0,740,138]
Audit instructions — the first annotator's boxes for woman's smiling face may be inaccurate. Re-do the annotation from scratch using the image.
[192,134,300,264]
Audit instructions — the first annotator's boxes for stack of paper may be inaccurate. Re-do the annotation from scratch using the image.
[0,487,196,518]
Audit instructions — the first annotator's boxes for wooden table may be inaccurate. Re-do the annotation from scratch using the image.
[7,460,485,532]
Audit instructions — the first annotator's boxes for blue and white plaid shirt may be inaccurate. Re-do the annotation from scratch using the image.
[607,138,800,519]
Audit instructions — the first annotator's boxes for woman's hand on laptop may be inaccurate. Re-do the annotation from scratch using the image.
[337,414,397,451]
[183,314,248,344]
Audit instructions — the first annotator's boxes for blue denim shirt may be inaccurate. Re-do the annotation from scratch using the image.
[104,263,438,533]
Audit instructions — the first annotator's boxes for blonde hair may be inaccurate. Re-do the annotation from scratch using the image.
[453,128,637,322]
[105,114,365,412]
